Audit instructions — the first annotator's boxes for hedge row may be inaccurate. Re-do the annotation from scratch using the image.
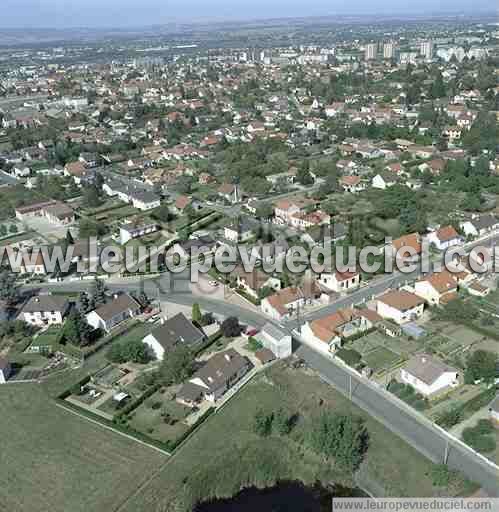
[194,330,223,356]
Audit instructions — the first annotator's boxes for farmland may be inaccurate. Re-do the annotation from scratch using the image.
[0,384,165,512]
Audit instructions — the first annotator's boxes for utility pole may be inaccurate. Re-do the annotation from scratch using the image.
[443,439,449,465]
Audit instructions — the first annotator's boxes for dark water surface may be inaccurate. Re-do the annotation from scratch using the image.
[194,481,365,512]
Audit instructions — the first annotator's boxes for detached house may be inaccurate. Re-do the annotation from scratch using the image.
[426,225,462,251]
[261,287,305,321]
[339,175,366,194]
[460,215,499,238]
[177,349,251,406]
[400,354,459,397]
[376,290,425,324]
[142,313,205,361]
[414,271,458,306]
[86,293,141,332]
[254,323,292,359]
[233,266,281,300]
[318,270,360,293]
[301,308,376,353]
[20,295,70,327]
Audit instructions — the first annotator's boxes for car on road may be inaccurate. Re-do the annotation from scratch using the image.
[208,280,219,287]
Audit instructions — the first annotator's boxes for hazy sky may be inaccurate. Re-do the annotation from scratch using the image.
[2,0,496,28]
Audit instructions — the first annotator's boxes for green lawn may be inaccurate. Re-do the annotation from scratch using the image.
[0,384,165,512]
[118,362,476,512]
[128,389,191,443]
[363,347,402,372]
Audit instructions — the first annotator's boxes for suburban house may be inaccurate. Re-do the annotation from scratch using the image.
[233,266,281,299]
[386,233,422,262]
[339,175,366,193]
[15,200,75,225]
[119,218,159,245]
[488,395,499,425]
[376,290,425,324]
[426,225,463,250]
[300,308,375,353]
[217,183,239,203]
[20,295,70,326]
[289,210,330,230]
[142,313,206,361]
[400,354,459,397]
[318,270,360,293]
[224,219,254,243]
[254,323,292,359]
[14,250,47,275]
[261,286,305,321]
[414,271,458,306]
[274,197,315,225]
[0,357,11,383]
[86,293,141,332]
[129,190,161,211]
[177,349,251,406]
[460,215,499,238]
[372,172,399,190]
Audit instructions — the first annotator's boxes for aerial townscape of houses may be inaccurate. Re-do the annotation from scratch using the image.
[0,17,497,489]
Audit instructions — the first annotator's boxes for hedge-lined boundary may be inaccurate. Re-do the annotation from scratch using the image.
[57,375,216,454]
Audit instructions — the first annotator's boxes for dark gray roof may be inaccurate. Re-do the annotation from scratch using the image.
[471,215,499,231]
[92,293,140,321]
[177,381,205,402]
[149,313,205,351]
[404,354,457,385]
[22,295,69,313]
[0,357,10,370]
[193,349,250,392]
[261,322,288,342]
[129,189,159,204]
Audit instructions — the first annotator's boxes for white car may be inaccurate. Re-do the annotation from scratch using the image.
[209,280,219,287]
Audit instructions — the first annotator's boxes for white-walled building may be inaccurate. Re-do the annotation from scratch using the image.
[377,290,425,325]
[400,354,459,397]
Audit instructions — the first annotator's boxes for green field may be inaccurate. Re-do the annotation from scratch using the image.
[0,384,165,512]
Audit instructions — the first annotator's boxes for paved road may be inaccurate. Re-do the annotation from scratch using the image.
[19,232,499,494]
[295,343,499,497]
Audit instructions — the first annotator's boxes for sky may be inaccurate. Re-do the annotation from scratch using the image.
[1,0,497,28]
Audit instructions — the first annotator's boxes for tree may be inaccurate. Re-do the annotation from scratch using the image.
[221,316,242,338]
[153,204,174,223]
[191,303,202,325]
[429,71,446,99]
[160,344,194,385]
[107,338,153,364]
[9,224,18,234]
[91,278,107,307]
[297,160,314,186]
[61,309,92,347]
[275,407,294,435]
[78,292,91,314]
[253,408,273,437]
[0,224,7,237]
[0,270,20,306]
[255,202,273,220]
[464,350,497,384]
[309,413,368,472]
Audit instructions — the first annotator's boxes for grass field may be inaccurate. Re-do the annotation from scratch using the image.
[0,384,165,512]
[363,347,402,372]
[118,362,476,512]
